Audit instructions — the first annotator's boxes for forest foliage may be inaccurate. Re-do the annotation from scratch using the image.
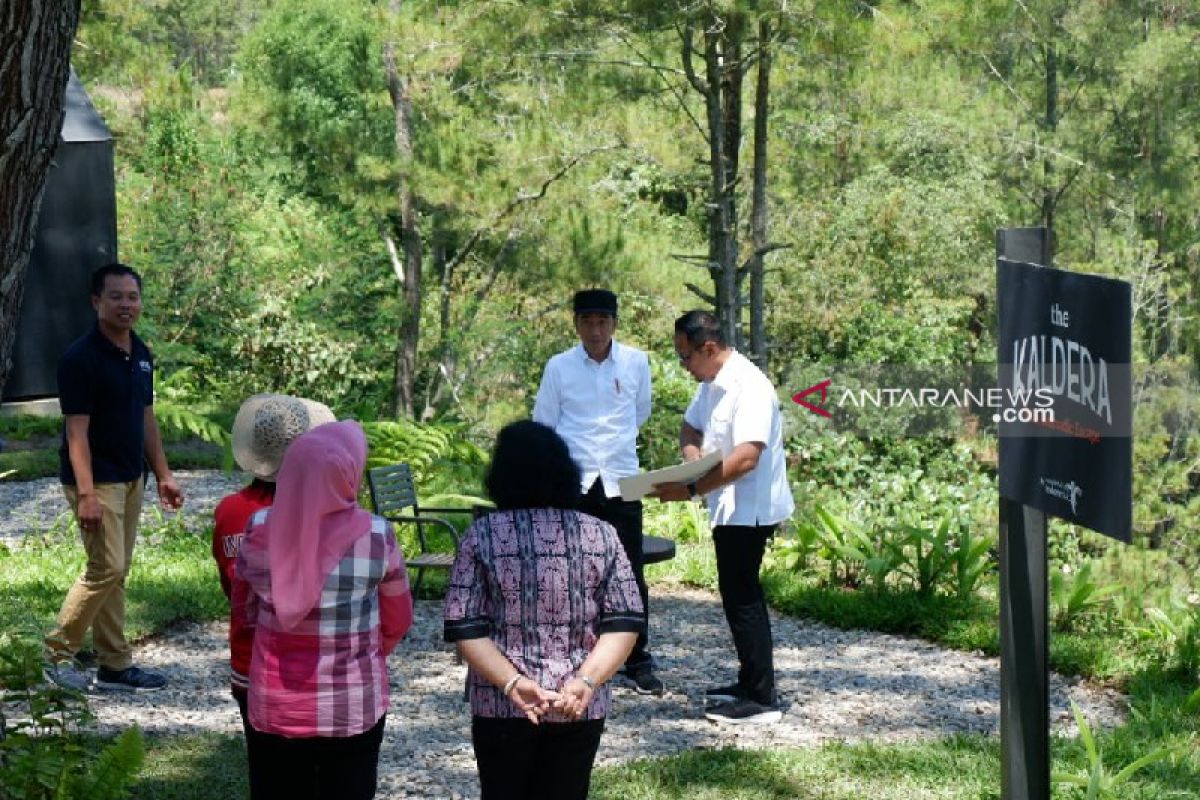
[65,0,1199,551]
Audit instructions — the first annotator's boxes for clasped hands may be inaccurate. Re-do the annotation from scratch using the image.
[507,676,593,724]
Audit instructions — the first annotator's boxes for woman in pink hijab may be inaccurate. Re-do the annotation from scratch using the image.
[236,420,412,800]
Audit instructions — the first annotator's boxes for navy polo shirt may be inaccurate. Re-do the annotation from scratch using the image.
[57,326,155,485]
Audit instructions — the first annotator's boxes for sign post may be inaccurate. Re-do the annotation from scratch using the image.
[995,227,1132,800]
[997,228,1051,800]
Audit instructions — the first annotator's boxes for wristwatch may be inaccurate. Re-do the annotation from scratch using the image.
[686,481,698,500]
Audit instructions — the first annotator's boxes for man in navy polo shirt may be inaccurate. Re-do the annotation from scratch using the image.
[45,263,183,693]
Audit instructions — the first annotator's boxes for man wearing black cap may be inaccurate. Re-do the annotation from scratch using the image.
[532,289,662,696]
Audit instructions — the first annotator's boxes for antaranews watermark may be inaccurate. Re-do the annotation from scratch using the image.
[782,364,1137,439]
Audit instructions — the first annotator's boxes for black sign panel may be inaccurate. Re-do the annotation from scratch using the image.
[997,260,1132,541]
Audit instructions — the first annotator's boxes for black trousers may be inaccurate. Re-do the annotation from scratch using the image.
[713,524,777,705]
[578,478,652,672]
[233,689,270,800]
[472,716,605,800]
[246,714,386,800]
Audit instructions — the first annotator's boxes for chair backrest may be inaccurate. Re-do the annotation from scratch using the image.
[367,463,418,517]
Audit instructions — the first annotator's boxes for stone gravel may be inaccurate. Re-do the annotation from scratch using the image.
[86,588,1126,799]
[2,472,1128,799]
[0,471,248,543]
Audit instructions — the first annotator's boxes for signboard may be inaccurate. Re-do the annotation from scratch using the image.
[996,259,1132,541]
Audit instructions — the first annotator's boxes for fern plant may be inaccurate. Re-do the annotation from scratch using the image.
[361,419,486,488]
[0,621,143,800]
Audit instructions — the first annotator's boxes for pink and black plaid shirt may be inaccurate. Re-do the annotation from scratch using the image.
[237,511,412,738]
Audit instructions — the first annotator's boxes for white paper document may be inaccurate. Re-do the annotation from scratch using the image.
[618,451,722,501]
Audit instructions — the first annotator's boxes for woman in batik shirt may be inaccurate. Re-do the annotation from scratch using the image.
[444,420,644,800]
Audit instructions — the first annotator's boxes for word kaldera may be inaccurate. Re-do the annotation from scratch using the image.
[1010,334,1112,426]
[836,386,1054,410]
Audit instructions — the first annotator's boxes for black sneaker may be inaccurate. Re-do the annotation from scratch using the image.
[627,669,665,697]
[95,665,168,692]
[704,698,782,725]
[74,649,98,668]
[704,683,745,704]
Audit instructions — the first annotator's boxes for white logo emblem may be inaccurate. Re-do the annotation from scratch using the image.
[1039,477,1083,515]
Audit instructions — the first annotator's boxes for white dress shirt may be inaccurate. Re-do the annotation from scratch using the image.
[684,350,795,527]
[532,340,652,497]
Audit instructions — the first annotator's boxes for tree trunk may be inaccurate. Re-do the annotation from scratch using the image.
[703,27,739,347]
[424,220,450,421]
[384,0,422,418]
[0,0,81,401]
[748,19,771,370]
[1040,40,1057,253]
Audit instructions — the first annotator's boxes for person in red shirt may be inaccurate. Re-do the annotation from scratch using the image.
[212,395,335,755]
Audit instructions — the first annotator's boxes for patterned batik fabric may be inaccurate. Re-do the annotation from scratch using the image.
[443,508,645,720]
[239,513,411,738]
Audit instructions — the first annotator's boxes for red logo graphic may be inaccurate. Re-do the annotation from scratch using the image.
[792,379,832,418]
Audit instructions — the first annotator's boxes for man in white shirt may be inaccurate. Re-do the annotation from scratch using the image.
[651,309,795,724]
[532,289,662,695]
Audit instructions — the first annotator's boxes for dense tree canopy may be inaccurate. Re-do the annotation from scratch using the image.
[4,0,1191,541]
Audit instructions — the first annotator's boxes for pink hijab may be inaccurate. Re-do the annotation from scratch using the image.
[260,420,373,630]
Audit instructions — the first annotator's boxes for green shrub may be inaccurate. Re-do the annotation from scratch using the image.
[0,624,144,800]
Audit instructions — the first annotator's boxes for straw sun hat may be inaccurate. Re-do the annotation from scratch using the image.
[231,394,337,480]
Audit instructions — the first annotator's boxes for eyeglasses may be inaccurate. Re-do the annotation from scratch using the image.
[676,344,706,364]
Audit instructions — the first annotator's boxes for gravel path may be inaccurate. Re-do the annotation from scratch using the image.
[0,471,247,543]
[2,473,1128,799]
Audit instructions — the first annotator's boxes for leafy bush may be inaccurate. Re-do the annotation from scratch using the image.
[779,503,994,601]
[1138,597,1200,678]
[0,624,144,800]
[644,499,709,545]
[640,356,700,472]
[1051,560,1120,632]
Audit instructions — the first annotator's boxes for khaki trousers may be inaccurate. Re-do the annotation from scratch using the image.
[46,478,145,670]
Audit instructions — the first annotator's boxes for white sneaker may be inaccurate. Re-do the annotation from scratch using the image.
[704,698,783,725]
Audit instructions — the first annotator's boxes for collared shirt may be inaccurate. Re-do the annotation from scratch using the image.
[443,508,645,721]
[57,325,154,485]
[532,340,651,496]
[684,350,795,527]
[238,512,413,738]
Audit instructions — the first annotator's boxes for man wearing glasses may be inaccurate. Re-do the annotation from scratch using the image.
[651,309,794,724]
[532,289,663,696]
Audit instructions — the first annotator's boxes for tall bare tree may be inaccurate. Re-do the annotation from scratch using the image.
[382,0,423,418]
[0,0,81,400]
[679,9,781,366]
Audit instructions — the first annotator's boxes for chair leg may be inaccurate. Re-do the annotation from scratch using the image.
[412,567,425,597]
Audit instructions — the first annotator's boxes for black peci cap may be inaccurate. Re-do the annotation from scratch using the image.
[573,289,618,316]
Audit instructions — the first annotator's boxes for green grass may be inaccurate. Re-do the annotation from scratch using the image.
[594,739,1001,800]
[0,412,225,480]
[0,441,224,480]
[0,414,61,439]
[130,733,247,800]
[0,514,226,638]
[121,723,1200,800]
[5,525,1199,799]
[0,447,59,480]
